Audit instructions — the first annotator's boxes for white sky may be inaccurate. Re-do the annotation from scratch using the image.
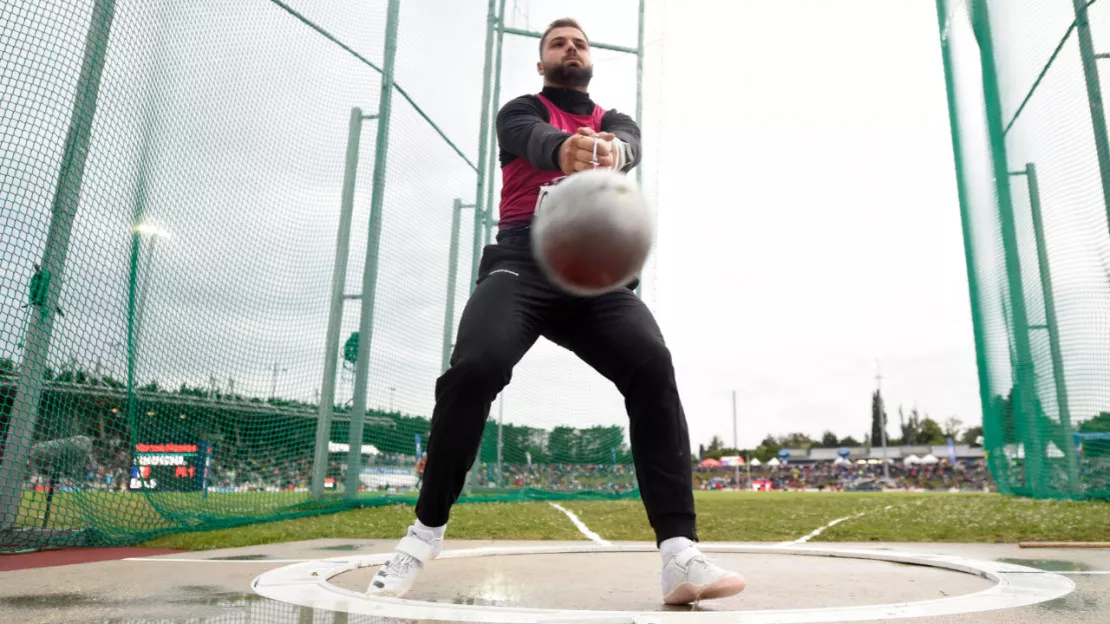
[0,0,985,453]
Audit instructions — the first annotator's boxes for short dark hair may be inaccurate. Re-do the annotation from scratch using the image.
[539,18,588,57]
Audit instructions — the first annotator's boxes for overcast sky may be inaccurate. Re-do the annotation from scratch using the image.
[1,0,992,453]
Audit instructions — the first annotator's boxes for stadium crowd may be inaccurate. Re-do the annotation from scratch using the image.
[34,432,993,494]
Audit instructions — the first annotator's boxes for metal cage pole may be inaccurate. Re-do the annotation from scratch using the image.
[934,0,1008,492]
[0,0,117,535]
[344,0,402,499]
[311,107,378,499]
[971,0,1046,496]
[1070,0,1110,236]
[1009,163,1082,497]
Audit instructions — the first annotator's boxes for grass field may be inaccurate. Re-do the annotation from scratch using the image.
[139,491,1110,551]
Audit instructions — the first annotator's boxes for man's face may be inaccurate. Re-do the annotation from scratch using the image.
[538,26,593,89]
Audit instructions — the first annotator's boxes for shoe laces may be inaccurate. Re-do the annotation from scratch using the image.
[382,552,417,577]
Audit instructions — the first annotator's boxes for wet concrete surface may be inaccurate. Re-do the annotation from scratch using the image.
[0,539,1106,623]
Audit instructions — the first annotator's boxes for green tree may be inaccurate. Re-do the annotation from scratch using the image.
[961,425,984,446]
[776,432,815,448]
[753,434,782,462]
[548,426,577,463]
[577,425,623,463]
[900,405,921,445]
[839,435,861,447]
[943,417,963,439]
[871,390,888,448]
[918,417,946,444]
[1079,412,1110,433]
[819,430,839,447]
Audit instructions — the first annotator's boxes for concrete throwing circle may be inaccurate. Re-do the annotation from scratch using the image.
[251,544,1075,623]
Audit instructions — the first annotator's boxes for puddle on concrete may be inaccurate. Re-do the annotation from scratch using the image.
[443,593,514,607]
[318,543,364,551]
[170,585,267,606]
[998,558,1095,572]
[212,554,272,561]
[0,592,90,607]
[1033,591,1105,614]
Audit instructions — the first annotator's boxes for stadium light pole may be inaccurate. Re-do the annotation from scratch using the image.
[0,0,116,539]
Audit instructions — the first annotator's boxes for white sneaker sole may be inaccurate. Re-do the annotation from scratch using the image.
[663,574,747,605]
[368,574,418,599]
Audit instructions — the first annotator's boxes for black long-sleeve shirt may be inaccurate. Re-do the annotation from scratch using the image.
[495,86,642,172]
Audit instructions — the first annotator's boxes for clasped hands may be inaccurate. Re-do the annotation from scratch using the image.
[558,127,620,175]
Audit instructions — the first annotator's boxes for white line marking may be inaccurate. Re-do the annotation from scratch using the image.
[251,544,1076,623]
[778,505,893,546]
[123,557,315,563]
[548,502,611,546]
[1053,571,1110,575]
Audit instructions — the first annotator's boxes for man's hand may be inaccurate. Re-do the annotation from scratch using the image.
[558,127,616,174]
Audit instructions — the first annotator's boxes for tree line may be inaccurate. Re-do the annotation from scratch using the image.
[698,390,985,464]
[0,362,633,465]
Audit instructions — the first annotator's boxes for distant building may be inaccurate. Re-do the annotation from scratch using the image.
[775,444,984,465]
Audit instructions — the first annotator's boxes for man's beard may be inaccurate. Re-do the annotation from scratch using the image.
[543,59,593,89]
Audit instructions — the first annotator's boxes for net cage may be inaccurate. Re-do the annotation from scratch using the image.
[0,0,657,551]
[937,0,1110,500]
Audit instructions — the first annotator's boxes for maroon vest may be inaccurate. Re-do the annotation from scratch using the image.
[498,93,606,228]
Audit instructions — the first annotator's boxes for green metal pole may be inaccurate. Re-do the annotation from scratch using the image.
[471,0,498,294]
[0,0,117,532]
[497,391,504,488]
[483,0,508,249]
[1070,0,1110,236]
[311,107,364,499]
[462,0,499,497]
[635,0,645,189]
[500,26,638,54]
[934,0,1007,493]
[635,0,646,299]
[345,0,401,499]
[441,200,464,374]
[125,99,158,471]
[972,0,1045,497]
[1023,163,1081,496]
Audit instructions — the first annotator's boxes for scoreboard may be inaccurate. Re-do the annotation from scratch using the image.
[130,441,212,491]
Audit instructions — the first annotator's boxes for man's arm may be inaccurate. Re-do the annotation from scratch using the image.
[496,95,569,170]
[600,110,642,172]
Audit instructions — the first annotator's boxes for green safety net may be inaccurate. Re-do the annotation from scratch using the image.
[0,0,647,552]
[937,0,1110,500]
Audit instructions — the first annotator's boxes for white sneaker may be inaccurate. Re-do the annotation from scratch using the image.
[367,526,443,598]
[661,545,746,605]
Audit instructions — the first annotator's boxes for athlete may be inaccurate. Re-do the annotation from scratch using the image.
[368,18,746,605]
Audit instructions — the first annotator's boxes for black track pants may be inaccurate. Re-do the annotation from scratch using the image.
[415,229,697,545]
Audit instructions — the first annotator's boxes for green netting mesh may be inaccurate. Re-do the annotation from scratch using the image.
[937,0,1110,500]
[1,0,649,552]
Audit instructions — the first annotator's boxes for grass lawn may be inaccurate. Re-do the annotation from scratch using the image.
[139,491,1110,551]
